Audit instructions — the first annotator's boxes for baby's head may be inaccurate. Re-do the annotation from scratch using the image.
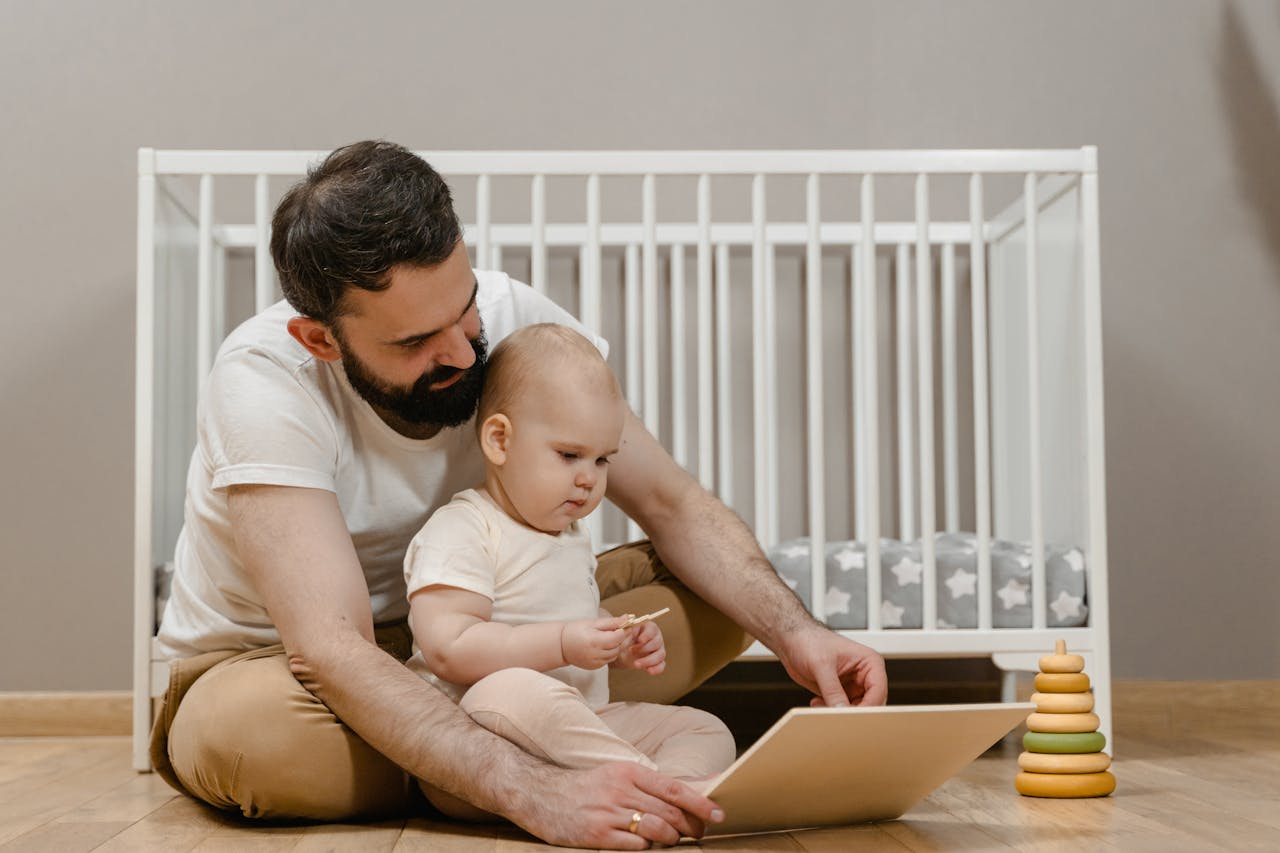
[477,324,626,534]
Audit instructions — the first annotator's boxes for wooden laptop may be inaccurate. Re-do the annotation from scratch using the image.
[702,702,1034,837]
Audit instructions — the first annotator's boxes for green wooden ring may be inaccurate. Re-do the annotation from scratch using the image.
[1022,731,1107,754]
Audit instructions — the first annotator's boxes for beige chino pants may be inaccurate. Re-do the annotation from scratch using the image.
[149,541,750,820]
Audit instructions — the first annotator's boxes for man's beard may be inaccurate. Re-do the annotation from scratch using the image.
[337,327,488,429]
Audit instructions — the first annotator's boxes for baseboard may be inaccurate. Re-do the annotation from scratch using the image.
[0,691,132,737]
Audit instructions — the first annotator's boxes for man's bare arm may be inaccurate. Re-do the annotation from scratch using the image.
[227,484,722,847]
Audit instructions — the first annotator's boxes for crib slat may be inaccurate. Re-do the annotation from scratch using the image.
[806,174,827,622]
[254,174,273,312]
[642,175,660,440]
[196,174,215,392]
[852,242,867,542]
[862,175,883,631]
[213,245,227,346]
[583,174,602,334]
[476,175,492,286]
[765,242,780,547]
[624,242,642,542]
[916,175,938,630]
[941,242,960,532]
[1025,173,1047,631]
[696,175,714,491]
[970,174,994,631]
[490,244,503,272]
[715,242,733,508]
[895,242,915,542]
[531,174,547,295]
[752,175,768,546]
[671,244,688,468]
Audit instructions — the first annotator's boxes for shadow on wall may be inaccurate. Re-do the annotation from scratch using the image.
[1219,1,1280,283]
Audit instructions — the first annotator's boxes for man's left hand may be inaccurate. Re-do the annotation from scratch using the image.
[777,624,888,707]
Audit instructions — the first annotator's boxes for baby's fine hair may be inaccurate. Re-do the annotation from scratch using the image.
[477,324,621,429]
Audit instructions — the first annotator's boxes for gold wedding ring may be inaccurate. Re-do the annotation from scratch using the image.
[628,811,644,833]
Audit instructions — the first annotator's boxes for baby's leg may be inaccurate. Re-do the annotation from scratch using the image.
[597,702,736,783]
[460,668,658,771]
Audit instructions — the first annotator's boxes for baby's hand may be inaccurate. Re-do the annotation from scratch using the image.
[612,620,667,675]
[560,616,628,669]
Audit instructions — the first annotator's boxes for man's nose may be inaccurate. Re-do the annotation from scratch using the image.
[440,324,476,369]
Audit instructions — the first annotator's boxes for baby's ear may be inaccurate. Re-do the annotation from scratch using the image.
[479,413,512,465]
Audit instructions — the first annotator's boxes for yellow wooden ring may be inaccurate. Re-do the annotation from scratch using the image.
[1027,712,1101,734]
[1018,751,1111,774]
[1034,672,1090,693]
[1015,771,1115,798]
[1031,691,1094,713]
[1039,653,1085,674]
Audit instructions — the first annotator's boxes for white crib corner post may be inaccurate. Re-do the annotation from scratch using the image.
[805,174,826,623]
[1081,155,1114,753]
[133,149,157,772]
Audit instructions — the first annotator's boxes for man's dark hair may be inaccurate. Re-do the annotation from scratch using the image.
[270,140,462,324]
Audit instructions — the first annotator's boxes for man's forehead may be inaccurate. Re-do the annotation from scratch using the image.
[343,263,477,340]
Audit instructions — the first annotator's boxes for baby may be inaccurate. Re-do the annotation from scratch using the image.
[404,323,735,817]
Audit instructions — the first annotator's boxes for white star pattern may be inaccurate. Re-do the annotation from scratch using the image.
[937,618,956,629]
[880,600,905,628]
[944,568,977,600]
[832,549,865,572]
[825,586,852,616]
[776,543,808,559]
[1064,551,1085,573]
[890,558,923,586]
[996,578,1029,610]
[1049,589,1084,621]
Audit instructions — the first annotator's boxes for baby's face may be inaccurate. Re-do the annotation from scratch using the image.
[498,386,625,534]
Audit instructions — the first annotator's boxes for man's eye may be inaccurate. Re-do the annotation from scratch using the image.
[400,340,427,350]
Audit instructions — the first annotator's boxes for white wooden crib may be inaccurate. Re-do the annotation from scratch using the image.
[133,147,1111,771]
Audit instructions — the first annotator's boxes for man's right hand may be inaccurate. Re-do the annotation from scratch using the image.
[513,761,724,849]
[560,617,628,670]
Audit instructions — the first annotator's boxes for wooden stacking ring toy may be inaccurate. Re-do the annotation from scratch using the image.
[1023,730,1106,754]
[1015,771,1115,798]
[1018,751,1112,774]
[1038,639,1085,673]
[1031,691,1094,714]
[1034,672,1090,693]
[1027,712,1102,734]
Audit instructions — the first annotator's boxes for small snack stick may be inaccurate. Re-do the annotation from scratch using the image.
[620,607,671,628]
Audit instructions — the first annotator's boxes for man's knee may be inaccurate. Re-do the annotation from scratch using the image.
[167,652,411,820]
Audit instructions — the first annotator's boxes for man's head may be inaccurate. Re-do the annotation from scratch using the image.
[274,141,486,430]
[477,324,626,534]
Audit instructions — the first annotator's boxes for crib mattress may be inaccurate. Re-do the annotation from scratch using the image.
[768,533,1088,630]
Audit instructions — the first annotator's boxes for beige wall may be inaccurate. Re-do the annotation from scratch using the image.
[2,1,1278,690]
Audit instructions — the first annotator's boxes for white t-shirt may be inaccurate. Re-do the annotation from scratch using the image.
[156,270,607,659]
[403,488,608,709]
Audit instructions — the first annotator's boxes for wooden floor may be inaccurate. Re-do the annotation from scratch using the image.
[2,683,1277,852]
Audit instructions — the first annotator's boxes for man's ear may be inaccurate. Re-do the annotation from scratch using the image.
[479,414,512,466]
[287,316,343,362]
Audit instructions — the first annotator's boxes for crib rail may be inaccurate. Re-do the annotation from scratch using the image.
[135,148,1111,770]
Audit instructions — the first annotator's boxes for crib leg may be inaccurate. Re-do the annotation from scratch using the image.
[1001,669,1019,703]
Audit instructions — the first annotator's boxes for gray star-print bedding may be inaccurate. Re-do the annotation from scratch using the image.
[767,532,1088,629]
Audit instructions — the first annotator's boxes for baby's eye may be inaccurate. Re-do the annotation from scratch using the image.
[596,457,610,467]
[558,451,579,461]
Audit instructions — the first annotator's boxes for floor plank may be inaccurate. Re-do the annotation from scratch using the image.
[0,681,1276,852]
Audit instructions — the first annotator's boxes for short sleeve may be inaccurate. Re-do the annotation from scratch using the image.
[202,347,340,492]
[404,498,498,601]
